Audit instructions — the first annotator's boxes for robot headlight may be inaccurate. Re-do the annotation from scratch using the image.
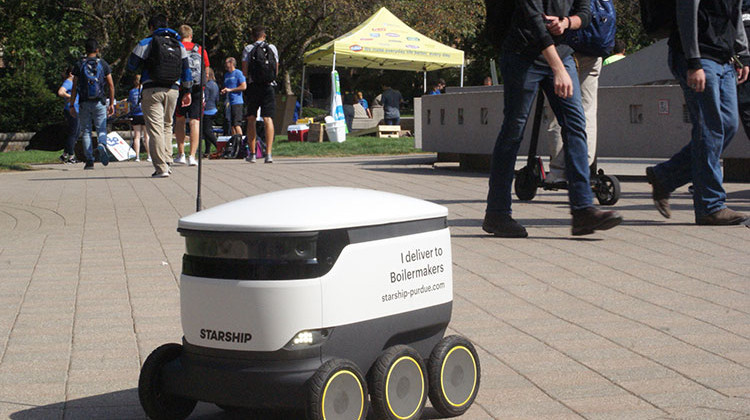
[284,329,331,350]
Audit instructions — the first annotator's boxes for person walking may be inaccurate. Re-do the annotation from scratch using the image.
[221,57,246,136]
[203,67,219,155]
[242,26,278,163]
[173,24,209,167]
[69,38,115,170]
[127,14,193,178]
[128,74,150,162]
[483,0,622,237]
[646,0,750,225]
[57,65,79,164]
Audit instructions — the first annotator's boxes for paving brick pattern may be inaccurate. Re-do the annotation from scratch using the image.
[0,156,747,419]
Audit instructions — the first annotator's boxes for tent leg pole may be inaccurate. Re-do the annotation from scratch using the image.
[460,65,464,87]
[423,71,427,93]
[300,65,306,119]
[332,52,336,72]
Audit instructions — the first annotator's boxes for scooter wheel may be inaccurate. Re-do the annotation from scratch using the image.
[368,345,427,420]
[594,173,621,206]
[514,166,539,201]
[307,358,368,420]
[138,343,196,420]
[427,335,481,417]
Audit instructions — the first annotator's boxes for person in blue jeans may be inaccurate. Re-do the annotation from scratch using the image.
[69,38,115,170]
[483,0,622,237]
[646,0,750,225]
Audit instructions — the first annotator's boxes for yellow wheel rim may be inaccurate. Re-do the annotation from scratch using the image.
[385,356,424,419]
[440,346,477,407]
[321,370,364,420]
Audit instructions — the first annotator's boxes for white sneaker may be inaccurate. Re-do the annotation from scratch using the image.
[134,157,140,162]
[147,156,152,162]
[174,154,187,165]
[188,156,198,166]
[245,155,256,163]
[264,155,273,163]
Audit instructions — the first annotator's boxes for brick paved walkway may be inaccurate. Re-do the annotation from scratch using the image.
[0,156,748,419]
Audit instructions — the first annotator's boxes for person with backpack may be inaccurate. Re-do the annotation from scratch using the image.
[544,0,616,185]
[128,74,150,162]
[127,14,193,178]
[482,0,623,237]
[69,38,115,170]
[242,26,278,163]
[174,24,210,167]
[645,0,750,225]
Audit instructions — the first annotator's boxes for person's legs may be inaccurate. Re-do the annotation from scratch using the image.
[133,124,142,157]
[142,87,170,174]
[93,102,109,166]
[737,77,750,139]
[78,101,95,163]
[541,56,593,211]
[63,110,79,157]
[546,53,600,182]
[263,117,274,160]
[174,114,187,162]
[188,118,200,164]
[486,54,542,215]
[261,85,276,162]
[202,114,217,154]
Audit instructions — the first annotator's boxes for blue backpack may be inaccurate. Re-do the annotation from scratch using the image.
[80,58,105,101]
[566,0,617,57]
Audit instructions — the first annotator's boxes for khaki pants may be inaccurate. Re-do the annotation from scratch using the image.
[546,53,602,181]
[142,87,178,174]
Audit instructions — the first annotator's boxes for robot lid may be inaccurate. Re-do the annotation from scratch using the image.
[178,187,448,233]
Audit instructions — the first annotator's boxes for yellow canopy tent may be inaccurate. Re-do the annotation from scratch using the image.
[300,7,465,117]
[304,7,464,73]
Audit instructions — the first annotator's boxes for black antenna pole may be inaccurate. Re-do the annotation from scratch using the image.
[196,0,207,212]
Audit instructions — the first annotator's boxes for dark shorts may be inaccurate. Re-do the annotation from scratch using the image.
[230,104,244,126]
[176,88,202,119]
[244,83,276,118]
[131,115,145,126]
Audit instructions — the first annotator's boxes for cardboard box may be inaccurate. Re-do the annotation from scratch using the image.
[308,123,325,143]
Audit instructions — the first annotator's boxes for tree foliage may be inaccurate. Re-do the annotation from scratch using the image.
[1,0,653,132]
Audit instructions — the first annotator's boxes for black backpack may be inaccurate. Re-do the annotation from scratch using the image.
[222,134,248,159]
[249,42,277,85]
[639,0,676,39]
[146,33,183,87]
[484,0,515,53]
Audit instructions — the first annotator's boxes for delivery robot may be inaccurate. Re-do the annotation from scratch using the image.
[138,187,481,420]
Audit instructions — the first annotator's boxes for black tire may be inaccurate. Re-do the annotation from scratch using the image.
[593,172,621,206]
[138,343,197,420]
[307,358,368,420]
[368,346,427,420]
[427,335,481,417]
[514,166,539,201]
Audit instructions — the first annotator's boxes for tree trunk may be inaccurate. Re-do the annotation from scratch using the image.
[283,70,293,95]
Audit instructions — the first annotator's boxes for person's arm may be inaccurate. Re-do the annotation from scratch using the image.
[69,77,78,117]
[674,0,706,91]
[735,3,750,83]
[544,0,590,36]
[518,0,555,52]
[57,84,71,99]
[106,74,115,116]
[541,44,573,98]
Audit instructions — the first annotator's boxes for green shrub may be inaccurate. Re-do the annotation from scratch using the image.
[301,106,328,119]
[0,70,62,132]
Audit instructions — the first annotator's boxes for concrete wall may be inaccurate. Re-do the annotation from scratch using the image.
[420,85,750,159]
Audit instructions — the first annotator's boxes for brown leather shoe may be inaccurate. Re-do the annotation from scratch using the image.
[646,167,671,218]
[571,207,623,236]
[482,212,528,238]
[695,208,749,225]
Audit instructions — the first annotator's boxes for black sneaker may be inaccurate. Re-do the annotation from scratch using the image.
[84,160,94,170]
[571,207,623,236]
[482,212,528,238]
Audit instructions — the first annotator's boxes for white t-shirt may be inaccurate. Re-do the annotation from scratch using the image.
[241,41,279,86]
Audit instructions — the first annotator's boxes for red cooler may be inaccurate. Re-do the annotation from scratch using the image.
[287,124,309,142]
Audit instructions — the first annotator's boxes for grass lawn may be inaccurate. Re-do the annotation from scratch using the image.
[0,136,424,171]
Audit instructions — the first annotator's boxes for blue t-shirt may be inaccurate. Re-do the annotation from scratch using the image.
[61,79,79,112]
[224,69,246,105]
[204,80,219,116]
[359,98,369,110]
[128,87,143,116]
